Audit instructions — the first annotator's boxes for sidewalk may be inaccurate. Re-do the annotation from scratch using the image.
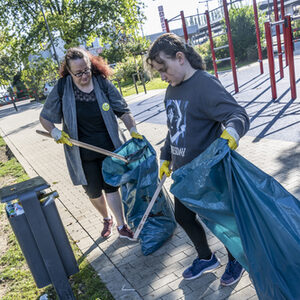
[0,58,299,300]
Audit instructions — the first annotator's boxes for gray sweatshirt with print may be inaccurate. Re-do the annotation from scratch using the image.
[160,70,250,171]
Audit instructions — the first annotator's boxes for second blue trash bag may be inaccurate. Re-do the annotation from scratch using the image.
[170,138,300,300]
[102,138,176,255]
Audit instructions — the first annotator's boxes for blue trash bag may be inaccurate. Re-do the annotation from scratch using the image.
[170,138,300,300]
[102,138,177,256]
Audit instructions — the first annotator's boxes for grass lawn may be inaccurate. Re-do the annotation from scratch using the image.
[118,77,168,97]
[0,136,114,300]
[116,61,253,97]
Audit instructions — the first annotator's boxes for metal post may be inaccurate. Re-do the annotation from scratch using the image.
[180,11,188,43]
[285,16,296,99]
[253,0,264,74]
[205,10,218,78]
[223,0,239,93]
[265,21,277,99]
[164,19,170,32]
[132,74,138,94]
[273,0,284,78]
[115,78,123,96]
[140,72,147,94]
[38,0,60,69]
[280,0,288,65]
[9,88,18,112]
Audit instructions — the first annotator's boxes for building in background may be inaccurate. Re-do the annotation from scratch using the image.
[29,37,103,63]
[145,0,300,45]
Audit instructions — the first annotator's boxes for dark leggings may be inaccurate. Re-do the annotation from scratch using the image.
[174,197,235,261]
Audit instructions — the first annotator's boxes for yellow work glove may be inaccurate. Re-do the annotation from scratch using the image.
[51,128,73,147]
[130,127,143,139]
[159,160,171,180]
[220,127,240,150]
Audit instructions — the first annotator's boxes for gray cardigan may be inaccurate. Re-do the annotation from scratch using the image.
[40,75,130,185]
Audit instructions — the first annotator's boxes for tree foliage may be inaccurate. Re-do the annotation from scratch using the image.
[0,29,22,85]
[0,0,144,89]
[229,6,264,61]
[101,35,150,63]
[108,36,150,83]
[228,5,265,61]
[21,56,59,99]
[0,0,144,59]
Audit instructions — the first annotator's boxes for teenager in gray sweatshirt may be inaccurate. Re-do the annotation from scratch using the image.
[146,33,250,286]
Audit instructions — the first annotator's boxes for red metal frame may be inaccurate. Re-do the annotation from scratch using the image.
[180,11,188,43]
[285,15,296,99]
[164,19,170,33]
[265,21,277,99]
[273,0,284,78]
[253,0,264,74]
[280,0,288,65]
[205,10,218,78]
[223,0,239,93]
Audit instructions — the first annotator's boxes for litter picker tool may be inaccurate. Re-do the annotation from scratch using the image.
[36,130,129,163]
[133,174,167,240]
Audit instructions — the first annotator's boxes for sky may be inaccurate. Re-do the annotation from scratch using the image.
[141,0,222,36]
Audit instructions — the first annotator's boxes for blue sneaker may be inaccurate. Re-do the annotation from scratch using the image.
[182,253,220,280]
[220,260,244,286]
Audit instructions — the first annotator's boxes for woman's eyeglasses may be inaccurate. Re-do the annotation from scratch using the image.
[71,68,91,77]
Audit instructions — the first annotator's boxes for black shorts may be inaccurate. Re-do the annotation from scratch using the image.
[81,157,119,198]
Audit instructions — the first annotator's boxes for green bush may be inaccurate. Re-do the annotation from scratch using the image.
[229,5,265,63]
[21,57,58,100]
[195,41,213,70]
[293,19,300,39]
[113,56,148,85]
[246,45,259,61]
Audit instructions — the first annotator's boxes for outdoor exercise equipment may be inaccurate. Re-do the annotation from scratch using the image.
[205,0,239,93]
[264,15,298,100]
[164,11,189,42]
[253,0,264,74]
[269,0,289,67]
[165,1,239,93]
[279,0,289,65]
[273,0,284,78]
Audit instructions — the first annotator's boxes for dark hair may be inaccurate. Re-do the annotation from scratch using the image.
[146,33,205,70]
[59,47,113,78]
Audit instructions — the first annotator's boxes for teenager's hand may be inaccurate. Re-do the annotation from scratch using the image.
[130,127,143,139]
[159,160,171,180]
[51,128,73,147]
[220,127,240,150]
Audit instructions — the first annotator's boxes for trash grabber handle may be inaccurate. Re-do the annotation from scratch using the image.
[36,130,129,163]
[133,174,167,240]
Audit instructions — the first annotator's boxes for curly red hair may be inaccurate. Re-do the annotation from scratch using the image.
[59,47,113,78]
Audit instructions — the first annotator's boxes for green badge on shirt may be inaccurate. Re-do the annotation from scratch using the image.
[102,102,110,111]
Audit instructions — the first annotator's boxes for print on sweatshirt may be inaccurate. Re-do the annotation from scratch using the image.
[166,99,188,157]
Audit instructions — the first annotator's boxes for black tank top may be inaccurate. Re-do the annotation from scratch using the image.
[74,84,115,160]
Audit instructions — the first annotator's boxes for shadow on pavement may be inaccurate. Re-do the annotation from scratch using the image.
[0,101,41,119]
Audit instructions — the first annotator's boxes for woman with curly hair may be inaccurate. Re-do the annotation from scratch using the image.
[40,47,142,240]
